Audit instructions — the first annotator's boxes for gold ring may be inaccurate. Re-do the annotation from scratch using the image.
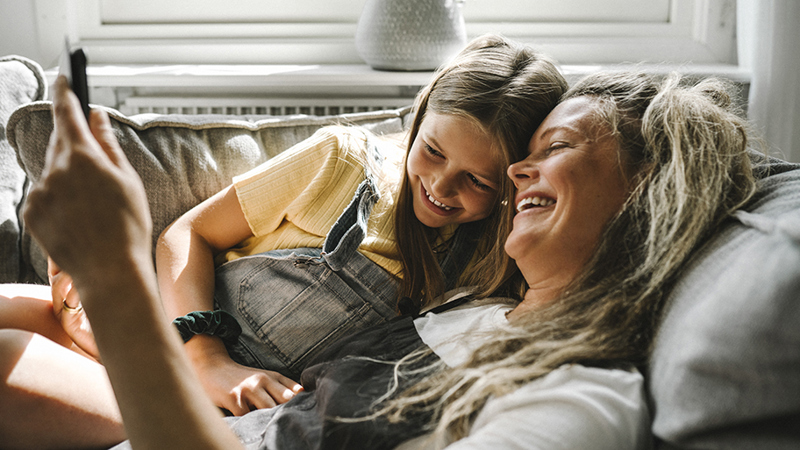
[62,299,83,314]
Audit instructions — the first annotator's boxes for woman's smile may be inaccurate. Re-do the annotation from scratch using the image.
[505,96,630,290]
[515,195,556,213]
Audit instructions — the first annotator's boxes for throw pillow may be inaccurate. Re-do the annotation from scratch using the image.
[649,158,800,449]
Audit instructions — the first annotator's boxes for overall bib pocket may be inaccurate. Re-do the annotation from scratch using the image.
[215,247,398,379]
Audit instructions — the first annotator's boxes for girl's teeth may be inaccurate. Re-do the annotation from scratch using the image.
[427,191,453,210]
[516,196,555,212]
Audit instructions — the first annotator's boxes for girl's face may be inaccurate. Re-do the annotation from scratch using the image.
[505,97,630,291]
[406,112,501,228]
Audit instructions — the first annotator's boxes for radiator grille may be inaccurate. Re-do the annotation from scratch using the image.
[120,97,414,116]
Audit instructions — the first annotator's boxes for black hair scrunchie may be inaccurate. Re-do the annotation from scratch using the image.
[172,310,242,345]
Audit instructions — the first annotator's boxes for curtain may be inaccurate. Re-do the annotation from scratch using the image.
[738,0,800,163]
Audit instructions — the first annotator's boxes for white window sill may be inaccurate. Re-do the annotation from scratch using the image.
[44,63,751,89]
[42,63,751,115]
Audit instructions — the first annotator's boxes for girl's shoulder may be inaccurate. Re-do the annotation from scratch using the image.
[310,125,370,154]
[314,125,407,190]
[311,125,401,168]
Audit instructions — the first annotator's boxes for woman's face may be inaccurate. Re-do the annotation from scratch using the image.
[406,112,501,228]
[504,96,630,293]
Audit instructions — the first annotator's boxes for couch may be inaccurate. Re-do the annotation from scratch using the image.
[1,56,798,449]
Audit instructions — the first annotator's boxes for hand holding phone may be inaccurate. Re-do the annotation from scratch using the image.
[58,39,90,120]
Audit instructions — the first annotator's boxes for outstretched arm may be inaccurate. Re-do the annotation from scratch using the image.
[23,76,243,450]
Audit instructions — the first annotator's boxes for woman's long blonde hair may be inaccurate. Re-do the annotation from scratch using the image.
[381,71,758,445]
[394,34,568,309]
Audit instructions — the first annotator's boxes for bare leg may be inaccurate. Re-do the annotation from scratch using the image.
[0,284,73,347]
[0,329,125,449]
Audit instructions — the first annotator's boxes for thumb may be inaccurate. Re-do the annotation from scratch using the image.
[88,109,126,166]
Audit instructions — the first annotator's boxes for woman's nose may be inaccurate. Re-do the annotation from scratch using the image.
[507,159,539,187]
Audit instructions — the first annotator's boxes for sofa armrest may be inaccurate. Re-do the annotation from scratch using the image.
[0,56,47,283]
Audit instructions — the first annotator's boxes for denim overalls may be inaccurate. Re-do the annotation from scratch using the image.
[214,138,483,380]
[111,297,474,450]
[223,298,475,450]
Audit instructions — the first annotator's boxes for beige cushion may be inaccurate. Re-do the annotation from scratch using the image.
[7,102,412,282]
[0,56,47,283]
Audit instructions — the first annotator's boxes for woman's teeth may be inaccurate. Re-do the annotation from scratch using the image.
[516,196,555,212]
[427,191,453,211]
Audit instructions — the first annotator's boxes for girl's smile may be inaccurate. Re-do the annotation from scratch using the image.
[420,184,459,216]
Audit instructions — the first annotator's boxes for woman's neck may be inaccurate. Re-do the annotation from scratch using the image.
[506,284,561,322]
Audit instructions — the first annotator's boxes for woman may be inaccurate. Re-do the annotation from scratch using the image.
[380,70,757,447]
[9,68,755,449]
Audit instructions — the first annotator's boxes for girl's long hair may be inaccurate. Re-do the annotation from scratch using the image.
[394,34,568,309]
[380,71,758,445]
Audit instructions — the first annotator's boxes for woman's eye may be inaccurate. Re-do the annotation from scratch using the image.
[425,144,444,158]
[468,174,492,191]
[544,142,569,156]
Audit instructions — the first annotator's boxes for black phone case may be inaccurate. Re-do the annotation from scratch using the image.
[69,48,90,120]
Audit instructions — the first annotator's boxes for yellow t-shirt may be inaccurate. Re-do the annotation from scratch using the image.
[223,126,404,277]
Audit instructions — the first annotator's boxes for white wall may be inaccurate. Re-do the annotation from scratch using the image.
[0,1,49,67]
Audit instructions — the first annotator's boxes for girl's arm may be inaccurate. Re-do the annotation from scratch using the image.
[157,125,362,414]
[156,185,302,414]
[24,77,243,449]
[156,185,251,320]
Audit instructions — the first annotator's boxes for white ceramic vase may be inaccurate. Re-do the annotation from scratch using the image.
[355,0,468,71]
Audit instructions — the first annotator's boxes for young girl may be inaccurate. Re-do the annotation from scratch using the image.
[0,33,568,418]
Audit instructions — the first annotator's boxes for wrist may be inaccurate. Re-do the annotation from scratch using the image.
[183,334,233,370]
[73,250,156,303]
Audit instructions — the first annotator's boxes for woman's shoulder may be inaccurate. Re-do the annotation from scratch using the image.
[500,364,647,419]
[523,363,645,395]
[467,364,651,449]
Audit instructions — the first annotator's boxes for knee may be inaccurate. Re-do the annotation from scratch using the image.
[0,330,37,410]
[0,329,35,377]
[0,329,35,356]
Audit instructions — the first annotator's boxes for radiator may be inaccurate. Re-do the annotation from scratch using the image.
[119,96,414,116]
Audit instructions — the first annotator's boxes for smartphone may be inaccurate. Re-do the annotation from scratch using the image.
[58,39,90,120]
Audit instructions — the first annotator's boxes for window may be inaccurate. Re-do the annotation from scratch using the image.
[37,0,736,66]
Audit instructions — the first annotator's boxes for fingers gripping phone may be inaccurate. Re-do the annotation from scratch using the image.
[58,39,90,120]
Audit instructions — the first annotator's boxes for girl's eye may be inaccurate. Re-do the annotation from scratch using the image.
[425,144,444,158]
[468,174,492,191]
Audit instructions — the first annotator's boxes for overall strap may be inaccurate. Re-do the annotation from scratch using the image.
[399,292,475,318]
[439,218,486,291]
[427,293,474,314]
[320,135,383,271]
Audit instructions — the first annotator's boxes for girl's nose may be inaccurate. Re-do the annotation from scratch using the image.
[429,172,457,199]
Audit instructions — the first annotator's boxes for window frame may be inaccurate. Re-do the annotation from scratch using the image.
[36,0,737,66]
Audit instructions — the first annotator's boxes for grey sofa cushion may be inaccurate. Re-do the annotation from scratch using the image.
[8,102,412,282]
[0,56,46,283]
[649,158,800,449]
